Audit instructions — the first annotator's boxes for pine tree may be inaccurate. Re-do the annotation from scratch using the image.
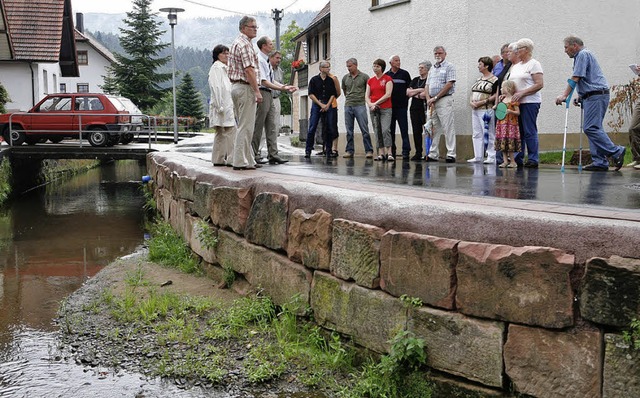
[0,82,10,114]
[109,0,171,111]
[100,70,120,96]
[176,73,204,119]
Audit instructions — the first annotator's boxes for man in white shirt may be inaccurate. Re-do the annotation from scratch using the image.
[252,36,297,164]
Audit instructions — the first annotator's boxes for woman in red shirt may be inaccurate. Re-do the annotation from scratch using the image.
[366,58,394,161]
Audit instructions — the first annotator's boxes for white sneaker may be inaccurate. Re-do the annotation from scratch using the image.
[483,158,496,164]
[627,160,639,167]
[467,158,481,163]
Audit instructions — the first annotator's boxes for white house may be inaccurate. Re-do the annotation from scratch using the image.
[0,0,78,112]
[59,13,117,95]
[327,0,640,157]
[291,2,331,139]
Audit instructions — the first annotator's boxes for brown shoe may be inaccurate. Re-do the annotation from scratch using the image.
[343,152,354,158]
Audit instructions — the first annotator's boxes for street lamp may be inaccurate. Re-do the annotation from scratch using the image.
[159,7,185,144]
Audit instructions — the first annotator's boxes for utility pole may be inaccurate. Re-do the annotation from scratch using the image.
[271,8,283,50]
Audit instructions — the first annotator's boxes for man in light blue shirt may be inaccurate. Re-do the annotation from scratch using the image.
[556,36,626,171]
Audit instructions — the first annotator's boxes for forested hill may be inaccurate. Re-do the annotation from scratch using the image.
[85,11,315,109]
[83,11,315,50]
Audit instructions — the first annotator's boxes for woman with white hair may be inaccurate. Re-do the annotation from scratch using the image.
[509,38,544,168]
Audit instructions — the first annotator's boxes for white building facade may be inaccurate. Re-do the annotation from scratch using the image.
[330,0,640,156]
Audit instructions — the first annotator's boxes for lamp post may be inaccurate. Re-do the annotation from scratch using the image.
[159,7,185,144]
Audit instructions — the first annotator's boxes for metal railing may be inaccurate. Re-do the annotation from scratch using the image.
[5,112,159,149]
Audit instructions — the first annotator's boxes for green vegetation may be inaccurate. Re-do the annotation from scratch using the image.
[176,72,205,120]
[623,318,640,350]
[222,263,235,288]
[147,220,200,274]
[195,219,217,250]
[0,82,10,114]
[538,147,632,165]
[290,135,301,147]
[0,157,11,204]
[41,159,101,183]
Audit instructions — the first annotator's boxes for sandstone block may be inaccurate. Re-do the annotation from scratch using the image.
[310,271,406,353]
[187,215,218,264]
[155,164,170,190]
[169,199,189,242]
[603,333,640,398]
[191,182,214,220]
[505,324,602,398]
[245,192,289,251]
[156,188,173,222]
[457,242,575,328]
[215,230,311,310]
[580,256,640,328]
[210,186,253,235]
[175,174,195,201]
[287,209,332,270]
[408,307,504,387]
[380,231,457,309]
[330,219,384,288]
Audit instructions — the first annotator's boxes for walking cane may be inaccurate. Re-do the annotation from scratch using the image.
[578,99,583,171]
[561,79,577,173]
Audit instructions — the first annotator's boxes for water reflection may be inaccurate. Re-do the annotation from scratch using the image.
[288,155,640,209]
[0,160,150,396]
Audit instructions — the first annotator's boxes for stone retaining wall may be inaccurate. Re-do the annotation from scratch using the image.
[148,153,640,397]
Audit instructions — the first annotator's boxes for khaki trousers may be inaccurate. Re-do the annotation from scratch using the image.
[231,83,257,168]
[212,126,235,165]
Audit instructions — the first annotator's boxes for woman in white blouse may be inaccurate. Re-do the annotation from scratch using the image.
[509,38,544,168]
[208,44,235,166]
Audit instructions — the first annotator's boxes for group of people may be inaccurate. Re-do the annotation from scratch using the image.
[211,17,629,173]
[208,16,296,170]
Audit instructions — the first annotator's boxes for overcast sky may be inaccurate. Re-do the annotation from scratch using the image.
[73,0,327,19]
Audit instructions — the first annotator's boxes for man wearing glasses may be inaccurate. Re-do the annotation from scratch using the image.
[228,16,262,170]
[425,46,457,163]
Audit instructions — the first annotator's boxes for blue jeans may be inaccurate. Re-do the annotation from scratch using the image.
[515,103,540,165]
[390,107,410,157]
[305,103,336,155]
[344,105,373,154]
[582,94,623,167]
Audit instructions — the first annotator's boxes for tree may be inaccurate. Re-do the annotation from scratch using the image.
[278,21,303,115]
[108,0,171,111]
[0,82,10,114]
[176,72,204,119]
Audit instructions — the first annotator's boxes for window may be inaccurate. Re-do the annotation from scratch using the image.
[77,83,89,93]
[322,33,329,60]
[43,70,49,94]
[75,97,104,111]
[370,0,411,10]
[307,34,320,63]
[59,83,67,93]
[77,50,88,65]
[38,96,72,111]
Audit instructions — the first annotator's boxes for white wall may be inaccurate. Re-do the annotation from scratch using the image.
[331,0,640,137]
[0,62,60,112]
[59,41,113,94]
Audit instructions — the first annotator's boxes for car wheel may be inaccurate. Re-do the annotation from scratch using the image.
[4,128,26,146]
[49,136,64,144]
[25,136,40,145]
[120,133,134,145]
[87,127,109,147]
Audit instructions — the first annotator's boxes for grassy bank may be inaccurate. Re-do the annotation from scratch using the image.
[58,220,438,397]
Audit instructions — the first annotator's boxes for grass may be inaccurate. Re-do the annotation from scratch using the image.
[0,157,11,204]
[538,145,632,165]
[147,220,201,274]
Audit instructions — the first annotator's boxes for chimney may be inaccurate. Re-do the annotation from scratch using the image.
[76,13,84,33]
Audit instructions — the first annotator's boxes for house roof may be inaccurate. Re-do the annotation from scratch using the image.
[0,1,14,60]
[1,0,78,76]
[293,2,330,41]
[75,29,117,64]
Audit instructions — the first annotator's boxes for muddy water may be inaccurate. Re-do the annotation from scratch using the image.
[0,160,210,397]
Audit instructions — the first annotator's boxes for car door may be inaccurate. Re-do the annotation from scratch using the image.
[29,95,73,134]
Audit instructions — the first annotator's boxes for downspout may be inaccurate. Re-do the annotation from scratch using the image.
[29,62,36,108]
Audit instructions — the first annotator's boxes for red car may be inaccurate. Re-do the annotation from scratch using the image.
[0,93,131,147]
